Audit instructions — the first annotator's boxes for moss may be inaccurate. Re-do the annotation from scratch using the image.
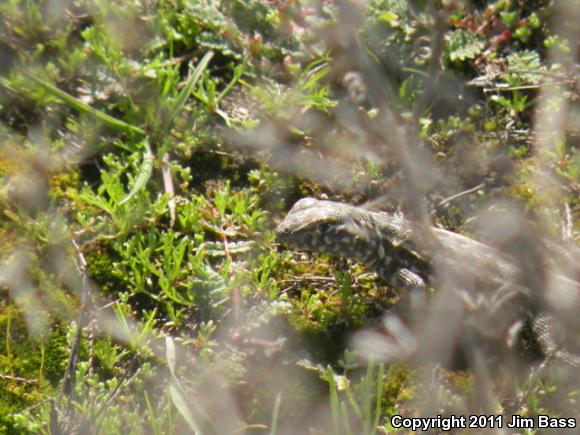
[0,307,68,420]
[445,369,476,396]
[382,364,415,411]
[0,150,12,178]
[48,170,81,203]
[42,323,70,386]
[0,145,26,178]
[84,244,122,293]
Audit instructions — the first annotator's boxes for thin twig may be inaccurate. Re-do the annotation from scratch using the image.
[482,81,571,92]
[161,152,176,228]
[437,182,485,207]
[0,373,38,384]
[280,275,338,283]
[61,240,91,400]
[562,203,573,241]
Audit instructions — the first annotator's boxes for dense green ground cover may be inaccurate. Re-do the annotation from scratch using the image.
[0,0,578,433]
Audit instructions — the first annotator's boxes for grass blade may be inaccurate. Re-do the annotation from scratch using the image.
[341,400,353,435]
[269,392,282,435]
[362,364,374,433]
[169,51,214,122]
[26,74,146,137]
[327,366,340,435]
[216,64,243,103]
[169,384,203,435]
[371,364,385,435]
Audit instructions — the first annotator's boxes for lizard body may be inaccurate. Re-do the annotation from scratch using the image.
[276,197,580,366]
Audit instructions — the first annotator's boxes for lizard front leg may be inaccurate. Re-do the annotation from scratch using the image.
[374,263,429,320]
[394,268,427,290]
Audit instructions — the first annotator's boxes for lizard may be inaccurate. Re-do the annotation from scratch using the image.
[275,197,580,367]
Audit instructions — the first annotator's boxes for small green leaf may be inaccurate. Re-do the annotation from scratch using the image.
[529,13,541,29]
[484,119,498,131]
[378,11,400,27]
[500,11,518,28]
[120,141,154,205]
[507,50,542,84]
[446,29,484,62]
[165,336,177,378]
[514,26,532,43]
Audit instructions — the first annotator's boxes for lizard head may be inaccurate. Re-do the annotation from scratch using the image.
[275,197,382,262]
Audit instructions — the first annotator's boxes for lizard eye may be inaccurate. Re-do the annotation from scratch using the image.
[318,222,332,234]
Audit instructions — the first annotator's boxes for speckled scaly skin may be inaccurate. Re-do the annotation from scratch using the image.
[276,197,580,366]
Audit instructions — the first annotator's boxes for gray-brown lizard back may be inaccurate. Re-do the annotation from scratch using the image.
[276,197,580,366]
